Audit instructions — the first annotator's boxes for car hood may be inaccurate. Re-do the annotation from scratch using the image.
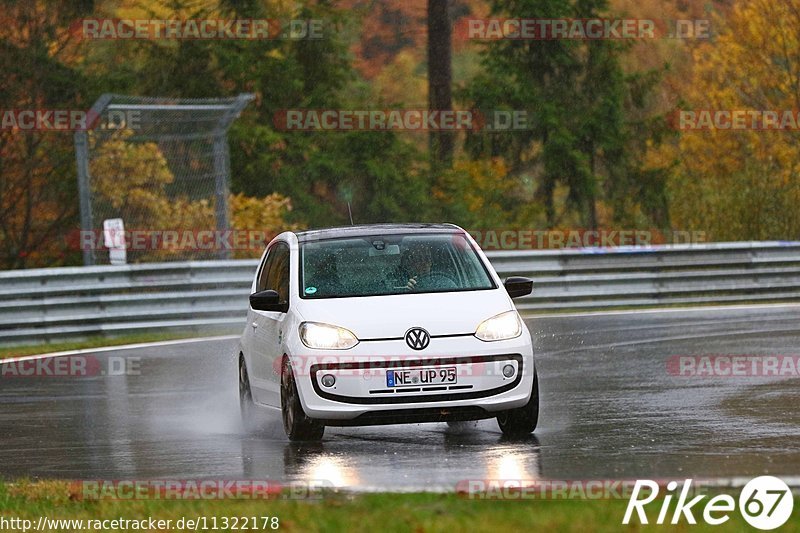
[295,288,514,339]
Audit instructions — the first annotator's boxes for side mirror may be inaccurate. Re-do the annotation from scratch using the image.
[250,290,288,313]
[504,277,533,299]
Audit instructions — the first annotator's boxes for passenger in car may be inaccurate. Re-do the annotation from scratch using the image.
[402,244,457,291]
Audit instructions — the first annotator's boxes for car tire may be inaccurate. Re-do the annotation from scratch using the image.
[239,356,261,432]
[281,356,325,442]
[496,369,539,437]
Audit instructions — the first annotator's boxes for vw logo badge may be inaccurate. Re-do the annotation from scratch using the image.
[405,327,430,350]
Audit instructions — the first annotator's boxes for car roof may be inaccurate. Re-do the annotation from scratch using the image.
[294,223,463,243]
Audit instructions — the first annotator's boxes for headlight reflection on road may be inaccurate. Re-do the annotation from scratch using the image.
[304,455,359,488]
[486,451,539,483]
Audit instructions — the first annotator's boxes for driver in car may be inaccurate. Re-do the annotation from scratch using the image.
[403,243,458,291]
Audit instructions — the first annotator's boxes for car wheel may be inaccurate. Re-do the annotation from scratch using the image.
[239,356,260,432]
[280,356,325,442]
[496,369,539,437]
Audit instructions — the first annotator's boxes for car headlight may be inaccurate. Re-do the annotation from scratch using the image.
[299,322,359,350]
[474,311,522,341]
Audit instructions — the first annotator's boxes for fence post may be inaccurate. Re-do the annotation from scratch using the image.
[213,134,231,260]
[74,130,95,266]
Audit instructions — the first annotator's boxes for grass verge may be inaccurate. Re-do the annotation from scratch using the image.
[0,481,795,532]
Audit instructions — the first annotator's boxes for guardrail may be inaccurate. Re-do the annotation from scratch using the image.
[1,241,799,345]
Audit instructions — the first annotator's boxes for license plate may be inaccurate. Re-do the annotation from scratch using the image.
[386,367,457,388]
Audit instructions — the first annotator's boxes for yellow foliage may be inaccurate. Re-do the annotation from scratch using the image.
[90,132,298,260]
[229,192,302,258]
[89,131,175,230]
[668,0,800,240]
[231,192,293,231]
[372,50,427,105]
[434,158,513,227]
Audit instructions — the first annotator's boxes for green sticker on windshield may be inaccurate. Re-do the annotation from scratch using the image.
[305,286,317,294]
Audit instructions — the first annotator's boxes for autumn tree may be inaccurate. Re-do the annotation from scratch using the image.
[0,0,95,268]
[461,0,670,231]
[667,0,800,240]
[428,0,454,167]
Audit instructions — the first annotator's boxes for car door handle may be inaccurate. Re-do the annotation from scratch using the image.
[251,322,258,329]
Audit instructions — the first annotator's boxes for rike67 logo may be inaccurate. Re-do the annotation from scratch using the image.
[623,476,794,529]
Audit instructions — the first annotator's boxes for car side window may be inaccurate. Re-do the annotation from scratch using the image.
[256,249,272,292]
[266,242,290,306]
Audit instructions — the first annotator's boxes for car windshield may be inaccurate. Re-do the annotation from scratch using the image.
[299,233,495,298]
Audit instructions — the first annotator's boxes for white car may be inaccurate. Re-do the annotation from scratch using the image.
[238,223,537,441]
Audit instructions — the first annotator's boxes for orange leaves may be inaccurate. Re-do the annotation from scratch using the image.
[666,0,800,240]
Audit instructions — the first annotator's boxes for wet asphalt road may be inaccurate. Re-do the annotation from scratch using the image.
[2,305,800,490]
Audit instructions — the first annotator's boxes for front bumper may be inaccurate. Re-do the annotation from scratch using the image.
[287,333,535,423]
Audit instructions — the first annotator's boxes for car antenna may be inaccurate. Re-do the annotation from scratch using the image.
[347,202,354,225]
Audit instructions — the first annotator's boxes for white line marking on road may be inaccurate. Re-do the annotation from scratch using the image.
[526,302,800,319]
[2,335,240,364]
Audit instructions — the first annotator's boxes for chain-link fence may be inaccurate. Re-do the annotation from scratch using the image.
[74,93,254,265]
